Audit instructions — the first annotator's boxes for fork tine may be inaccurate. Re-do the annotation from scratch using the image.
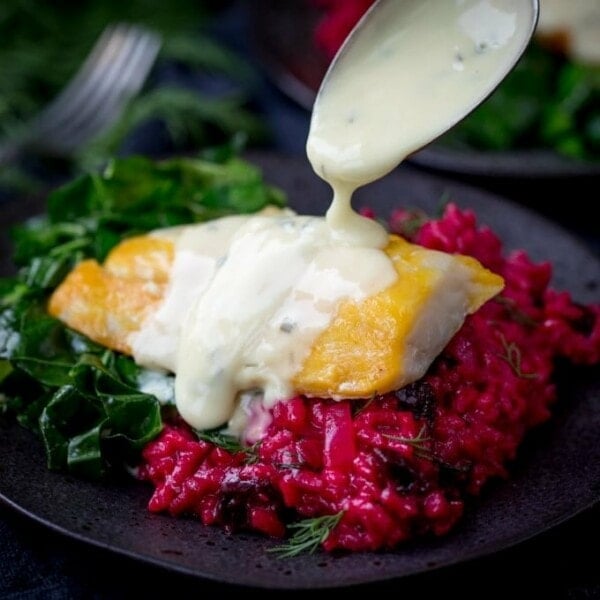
[30,25,126,131]
[31,24,161,153]
[33,25,141,136]
[39,29,158,149]
[57,30,162,152]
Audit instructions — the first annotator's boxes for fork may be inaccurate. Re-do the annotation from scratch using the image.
[0,23,162,166]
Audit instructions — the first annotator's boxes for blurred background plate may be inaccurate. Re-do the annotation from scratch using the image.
[251,0,600,180]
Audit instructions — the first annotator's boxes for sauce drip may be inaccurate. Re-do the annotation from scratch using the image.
[307,0,534,240]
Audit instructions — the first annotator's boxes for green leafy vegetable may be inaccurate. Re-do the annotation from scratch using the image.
[13,149,284,267]
[0,150,285,478]
[383,424,433,461]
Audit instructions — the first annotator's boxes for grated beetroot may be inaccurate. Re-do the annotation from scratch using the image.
[139,204,600,552]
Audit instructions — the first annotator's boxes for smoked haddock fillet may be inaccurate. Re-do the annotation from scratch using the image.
[49,227,503,398]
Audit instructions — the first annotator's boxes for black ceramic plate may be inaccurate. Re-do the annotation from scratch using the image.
[251,0,600,180]
[0,153,599,589]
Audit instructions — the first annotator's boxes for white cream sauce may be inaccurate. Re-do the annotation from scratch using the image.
[133,0,528,435]
[131,212,396,431]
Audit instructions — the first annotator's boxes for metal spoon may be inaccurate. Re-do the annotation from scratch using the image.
[307,0,539,187]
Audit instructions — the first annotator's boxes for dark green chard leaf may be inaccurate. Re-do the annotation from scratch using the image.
[67,423,104,480]
[11,305,74,386]
[0,151,286,479]
[100,394,162,449]
[12,357,73,388]
[11,154,284,262]
[39,385,104,471]
[73,354,163,448]
[0,277,29,306]
[12,218,90,265]
[0,310,19,359]
[23,254,76,290]
[15,392,51,433]
[113,355,149,388]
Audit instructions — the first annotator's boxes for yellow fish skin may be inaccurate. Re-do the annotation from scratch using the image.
[294,235,503,398]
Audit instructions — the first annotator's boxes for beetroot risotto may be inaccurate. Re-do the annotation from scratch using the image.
[139,204,600,553]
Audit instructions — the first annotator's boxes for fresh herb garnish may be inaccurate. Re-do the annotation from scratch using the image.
[497,333,539,380]
[436,191,451,217]
[383,424,433,461]
[493,295,539,327]
[0,150,285,478]
[275,462,307,470]
[196,430,260,464]
[352,394,377,417]
[270,511,345,558]
[392,209,429,239]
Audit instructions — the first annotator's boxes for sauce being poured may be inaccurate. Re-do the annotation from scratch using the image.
[307,0,535,240]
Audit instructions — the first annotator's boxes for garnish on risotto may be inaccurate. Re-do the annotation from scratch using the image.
[1,154,598,555]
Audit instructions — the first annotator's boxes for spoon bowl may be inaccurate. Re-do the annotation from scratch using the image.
[307,0,540,187]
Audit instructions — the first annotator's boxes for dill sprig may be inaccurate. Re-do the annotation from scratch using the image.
[383,424,433,460]
[269,511,345,558]
[494,295,539,327]
[497,333,539,379]
[195,430,260,463]
[352,394,377,416]
[393,194,447,239]
[275,462,307,470]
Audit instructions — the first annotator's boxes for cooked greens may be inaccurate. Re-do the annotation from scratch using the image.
[0,150,285,478]
[442,43,600,161]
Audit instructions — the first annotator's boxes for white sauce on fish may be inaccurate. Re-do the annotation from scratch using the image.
[133,0,528,433]
[131,213,396,431]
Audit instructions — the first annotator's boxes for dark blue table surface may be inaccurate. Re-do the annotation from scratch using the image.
[1,2,598,598]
